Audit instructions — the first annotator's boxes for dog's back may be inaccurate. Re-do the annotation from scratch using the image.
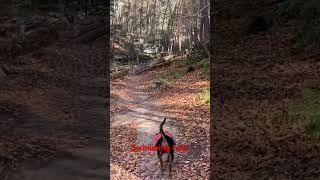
[156,117,175,177]
[158,117,175,151]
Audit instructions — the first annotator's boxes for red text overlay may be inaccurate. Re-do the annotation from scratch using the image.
[131,144,188,153]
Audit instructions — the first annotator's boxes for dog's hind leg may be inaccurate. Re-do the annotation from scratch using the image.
[158,150,164,169]
[168,151,174,162]
[159,156,163,169]
[168,155,172,177]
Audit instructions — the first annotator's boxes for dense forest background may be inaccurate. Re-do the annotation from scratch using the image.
[111,0,209,68]
[111,0,209,48]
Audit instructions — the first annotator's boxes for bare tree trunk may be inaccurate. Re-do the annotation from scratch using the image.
[151,0,157,40]
[170,38,174,53]
[178,34,182,52]
[200,0,209,42]
[146,0,150,36]
[161,0,170,32]
[139,1,143,36]
[111,0,208,57]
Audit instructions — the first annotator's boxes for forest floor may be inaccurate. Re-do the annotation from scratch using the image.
[0,15,107,179]
[110,58,210,179]
[213,5,320,179]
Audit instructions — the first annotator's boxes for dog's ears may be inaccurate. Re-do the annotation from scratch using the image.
[164,117,166,121]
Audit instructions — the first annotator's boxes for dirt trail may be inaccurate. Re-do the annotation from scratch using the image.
[111,73,182,179]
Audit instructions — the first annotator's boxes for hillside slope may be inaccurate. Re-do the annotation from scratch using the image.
[212,1,320,179]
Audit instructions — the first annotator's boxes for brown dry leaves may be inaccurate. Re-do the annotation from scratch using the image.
[110,122,143,179]
[110,78,139,114]
[0,26,107,172]
[213,8,320,178]
[110,59,210,178]
[142,68,210,178]
[0,86,75,122]
[0,136,87,172]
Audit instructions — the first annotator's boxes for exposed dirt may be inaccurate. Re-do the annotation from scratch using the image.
[111,60,210,179]
[111,75,181,179]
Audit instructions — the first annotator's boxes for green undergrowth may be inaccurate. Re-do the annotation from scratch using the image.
[295,88,320,139]
[271,87,320,140]
[157,78,171,87]
[186,57,209,79]
[159,57,209,83]
[191,88,210,107]
[198,58,210,79]
[237,0,320,46]
[154,68,186,89]
[200,89,210,107]
[151,57,209,91]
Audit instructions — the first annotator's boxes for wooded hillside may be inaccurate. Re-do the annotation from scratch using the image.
[213,0,320,179]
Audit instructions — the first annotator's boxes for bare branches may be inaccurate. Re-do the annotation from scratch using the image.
[112,0,210,54]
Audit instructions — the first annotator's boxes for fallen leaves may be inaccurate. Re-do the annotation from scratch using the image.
[213,7,320,178]
[0,25,107,175]
[0,135,88,175]
[111,122,142,179]
[111,58,210,178]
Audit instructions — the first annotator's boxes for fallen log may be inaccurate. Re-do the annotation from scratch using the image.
[134,58,167,75]
[78,22,105,36]
[72,26,107,43]
[133,54,181,75]
[63,21,105,39]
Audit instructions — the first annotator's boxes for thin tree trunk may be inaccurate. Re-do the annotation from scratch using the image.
[161,0,170,32]
[200,0,209,42]
[139,1,143,36]
[178,34,182,52]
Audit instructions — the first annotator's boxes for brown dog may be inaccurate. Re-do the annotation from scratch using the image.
[155,117,175,177]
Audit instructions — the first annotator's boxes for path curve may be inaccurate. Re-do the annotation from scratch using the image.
[111,76,182,179]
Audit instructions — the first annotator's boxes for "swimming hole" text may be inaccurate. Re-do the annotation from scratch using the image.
[131,144,188,153]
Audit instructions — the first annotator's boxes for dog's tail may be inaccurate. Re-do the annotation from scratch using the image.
[160,117,166,138]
